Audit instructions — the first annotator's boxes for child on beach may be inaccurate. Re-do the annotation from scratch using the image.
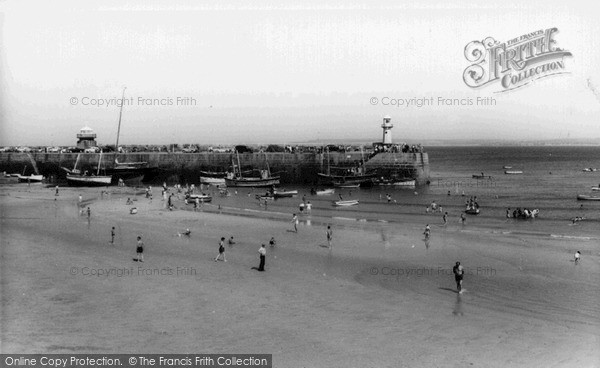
[460,213,466,225]
[443,212,448,225]
[136,236,144,262]
[87,207,91,219]
[452,261,464,293]
[423,224,431,239]
[269,237,276,247]
[291,214,298,233]
[574,251,581,265]
[228,236,236,245]
[111,227,115,244]
[215,237,227,262]
[326,226,333,248]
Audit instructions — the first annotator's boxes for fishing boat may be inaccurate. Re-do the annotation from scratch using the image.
[333,199,359,206]
[224,151,280,187]
[317,147,375,187]
[577,194,600,201]
[273,190,298,198]
[504,170,523,175]
[314,188,335,195]
[66,152,112,187]
[200,176,226,186]
[106,87,158,184]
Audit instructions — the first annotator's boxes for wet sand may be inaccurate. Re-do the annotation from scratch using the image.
[1,184,599,367]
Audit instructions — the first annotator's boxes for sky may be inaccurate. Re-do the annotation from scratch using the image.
[1,0,599,146]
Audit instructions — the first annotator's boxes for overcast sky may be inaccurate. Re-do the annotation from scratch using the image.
[1,0,599,146]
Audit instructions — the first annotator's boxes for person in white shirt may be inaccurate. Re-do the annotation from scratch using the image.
[257,244,266,271]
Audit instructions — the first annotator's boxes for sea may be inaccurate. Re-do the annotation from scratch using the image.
[196,146,599,225]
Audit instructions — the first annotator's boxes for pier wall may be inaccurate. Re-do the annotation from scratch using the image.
[0,152,429,185]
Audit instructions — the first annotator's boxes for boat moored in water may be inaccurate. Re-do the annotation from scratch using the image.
[577,194,600,201]
[333,199,359,206]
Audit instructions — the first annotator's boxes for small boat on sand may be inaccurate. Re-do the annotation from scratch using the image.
[503,166,512,169]
[187,193,212,202]
[18,174,44,183]
[591,187,600,191]
[465,208,480,215]
[577,194,600,201]
[472,174,493,179]
[505,170,523,175]
[333,199,359,206]
[273,190,298,198]
[315,188,335,195]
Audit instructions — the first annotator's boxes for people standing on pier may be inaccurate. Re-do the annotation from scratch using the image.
[214,237,227,262]
[453,261,464,293]
[291,214,298,233]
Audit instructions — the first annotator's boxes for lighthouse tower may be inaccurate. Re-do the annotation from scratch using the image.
[381,116,393,145]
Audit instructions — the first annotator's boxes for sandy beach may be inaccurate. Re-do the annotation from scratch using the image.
[1,184,599,367]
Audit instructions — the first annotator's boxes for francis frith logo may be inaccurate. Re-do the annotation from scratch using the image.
[463,28,572,92]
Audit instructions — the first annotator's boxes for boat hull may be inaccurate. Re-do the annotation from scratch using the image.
[273,190,298,198]
[577,194,600,201]
[200,176,226,185]
[333,200,359,206]
[18,175,43,182]
[315,189,335,195]
[504,171,523,175]
[66,175,112,187]
[225,177,280,187]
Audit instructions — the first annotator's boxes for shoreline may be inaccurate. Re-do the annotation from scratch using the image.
[1,185,599,366]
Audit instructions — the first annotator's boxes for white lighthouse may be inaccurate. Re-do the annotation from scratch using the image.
[381,115,393,145]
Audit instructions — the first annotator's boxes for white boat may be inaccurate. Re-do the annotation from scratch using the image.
[333,199,359,206]
[504,170,523,175]
[17,174,43,182]
[334,183,361,188]
[187,193,212,202]
[273,190,298,198]
[503,166,512,169]
[393,180,416,187]
[200,176,226,185]
[315,188,335,195]
[582,168,597,172]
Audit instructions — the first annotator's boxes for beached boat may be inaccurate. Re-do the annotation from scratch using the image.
[224,151,280,187]
[465,208,480,215]
[273,190,298,198]
[503,166,512,169]
[318,147,375,187]
[591,186,600,191]
[333,199,359,206]
[582,168,597,172]
[66,152,112,187]
[200,176,226,185]
[187,193,212,202]
[255,194,275,200]
[577,194,600,201]
[17,174,44,182]
[505,170,523,175]
[334,183,362,188]
[315,188,335,195]
[472,174,493,179]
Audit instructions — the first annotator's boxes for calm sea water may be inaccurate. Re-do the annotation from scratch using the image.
[200,146,599,224]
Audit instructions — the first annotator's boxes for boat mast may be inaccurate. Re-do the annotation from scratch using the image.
[236,151,242,178]
[265,152,271,176]
[97,152,102,176]
[114,86,127,164]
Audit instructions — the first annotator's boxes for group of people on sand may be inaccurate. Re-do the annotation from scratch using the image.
[465,196,479,211]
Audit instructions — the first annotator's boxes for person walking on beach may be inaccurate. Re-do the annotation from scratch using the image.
[55,185,59,196]
[136,236,144,262]
[443,212,448,225]
[574,251,581,265]
[291,214,298,233]
[460,213,466,225]
[424,224,431,239]
[326,226,333,248]
[215,237,227,262]
[110,227,115,244]
[87,207,91,219]
[257,244,266,271]
[453,261,464,293]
